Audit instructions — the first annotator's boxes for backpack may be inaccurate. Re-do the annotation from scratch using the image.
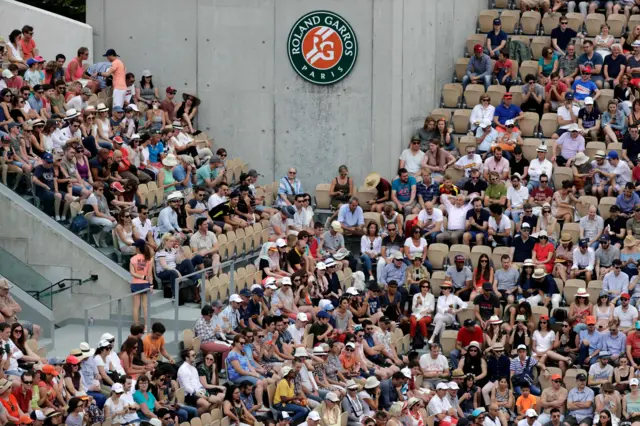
[69,214,88,233]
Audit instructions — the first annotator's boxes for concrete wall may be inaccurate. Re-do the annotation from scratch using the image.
[0,0,93,65]
[0,185,130,323]
[88,0,486,190]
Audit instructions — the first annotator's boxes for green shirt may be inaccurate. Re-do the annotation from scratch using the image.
[485,183,507,201]
[195,164,219,186]
[49,93,66,114]
[627,217,640,239]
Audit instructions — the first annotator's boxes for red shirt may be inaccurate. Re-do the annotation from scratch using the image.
[545,81,568,101]
[628,331,640,359]
[533,243,555,273]
[494,58,512,73]
[633,165,640,183]
[12,387,31,413]
[19,38,36,60]
[531,186,553,204]
[456,325,484,347]
[0,394,20,420]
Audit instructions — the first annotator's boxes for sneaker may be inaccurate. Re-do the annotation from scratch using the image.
[92,233,101,247]
[55,215,61,222]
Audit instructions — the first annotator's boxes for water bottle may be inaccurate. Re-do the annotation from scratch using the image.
[89,317,94,327]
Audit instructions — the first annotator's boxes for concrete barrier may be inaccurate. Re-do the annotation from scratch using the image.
[0,0,93,65]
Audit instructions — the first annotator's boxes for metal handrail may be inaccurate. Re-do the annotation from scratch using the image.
[83,288,151,343]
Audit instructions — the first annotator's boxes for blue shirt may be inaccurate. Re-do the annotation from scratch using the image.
[147,142,164,163]
[572,79,598,101]
[494,103,522,125]
[578,52,604,70]
[337,204,364,227]
[602,332,626,357]
[567,386,595,421]
[416,181,439,202]
[379,262,407,285]
[28,94,43,113]
[392,176,417,202]
[578,329,602,355]
[487,30,508,49]
[616,192,640,214]
[172,164,192,190]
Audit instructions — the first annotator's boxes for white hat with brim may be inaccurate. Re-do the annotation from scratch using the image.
[526,409,538,418]
[364,376,380,389]
[447,381,460,390]
[575,288,589,298]
[331,221,343,233]
[326,392,340,402]
[573,152,589,166]
[346,379,359,389]
[523,259,535,267]
[487,315,503,325]
[96,103,109,112]
[364,172,381,190]
[595,150,606,158]
[532,268,547,279]
[568,124,581,132]
[65,109,80,120]
[229,294,242,303]
[334,248,349,260]
[167,191,184,201]
[79,342,95,357]
[536,145,548,152]
[436,383,449,390]
[162,154,179,167]
[281,366,293,377]
[467,341,481,350]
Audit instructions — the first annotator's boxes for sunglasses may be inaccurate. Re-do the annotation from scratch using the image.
[421,285,430,288]
[346,348,354,352]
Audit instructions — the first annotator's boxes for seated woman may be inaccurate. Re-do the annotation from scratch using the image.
[197,352,226,406]
[405,254,431,300]
[222,384,256,426]
[403,227,432,275]
[621,235,640,278]
[470,254,494,300]
[149,370,194,422]
[329,165,355,210]
[114,210,141,256]
[360,222,382,281]
[537,47,558,85]
[595,24,615,59]
[435,118,455,152]
[95,104,114,149]
[226,335,268,410]
[470,94,495,133]
[9,323,44,368]
[94,340,118,388]
[145,98,166,134]
[133,375,178,421]
[601,100,627,144]
[176,93,200,135]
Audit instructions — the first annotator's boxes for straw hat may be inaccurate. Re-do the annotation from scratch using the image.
[162,153,178,167]
[624,235,637,248]
[560,232,572,244]
[364,172,381,190]
[532,268,547,279]
[182,93,201,106]
[96,103,109,112]
[573,152,589,166]
[487,315,503,325]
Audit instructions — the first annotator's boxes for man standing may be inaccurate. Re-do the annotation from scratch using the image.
[96,49,127,108]
[437,194,472,245]
[463,44,493,90]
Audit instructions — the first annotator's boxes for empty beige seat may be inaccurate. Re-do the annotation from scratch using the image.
[519,60,539,81]
[500,10,521,34]
[521,11,541,35]
[453,110,472,134]
[539,113,558,138]
[541,13,559,35]
[519,112,540,137]
[464,84,486,108]
[565,13,585,33]
[607,14,627,37]
[456,58,470,82]
[530,36,551,59]
[585,13,605,37]
[486,85,507,107]
[442,83,463,108]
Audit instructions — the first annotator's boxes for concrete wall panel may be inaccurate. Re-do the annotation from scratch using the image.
[0,0,93,65]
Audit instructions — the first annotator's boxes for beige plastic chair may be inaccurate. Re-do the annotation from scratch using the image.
[585,141,606,159]
[539,113,558,138]
[522,138,543,160]
[598,197,616,220]
[607,14,627,37]
[577,195,598,217]
[453,110,472,133]
[510,85,524,107]
[565,13,585,33]
[464,85,486,108]
[486,85,507,107]
[521,11,541,35]
[596,89,614,114]
[315,183,331,209]
[478,10,500,33]
[530,36,551,59]
[428,243,449,270]
[442,83,464,108]
[585,13,606,37]
[541,13,560,35]
[456,58,470,82]
[519,112,540,137]
[466,34,488,57]
[519,61,539,82]
[553,166,574,189]
[501,10,521,34]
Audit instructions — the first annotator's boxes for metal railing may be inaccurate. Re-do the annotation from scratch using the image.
[83,288,151,343]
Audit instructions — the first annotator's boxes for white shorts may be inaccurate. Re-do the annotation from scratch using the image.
[112,88,127,108]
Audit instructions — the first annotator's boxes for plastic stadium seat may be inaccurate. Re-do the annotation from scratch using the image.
[464,84,486,108]
[530,36,551,59]
[447,167,465,184]
[629,15,640,33]
[457,136,477,155]
[585,13,606,37]
[598,197,616,220]
[540,367,563,389]
[565,278,586,289]
[479,10,500,33]
[467,34,487,57]
[492,247,512,268]
[449,244,471,264]
[577,195,598,217]
[531,305,548,325]
[431,271,447,295]
[519,60,539,81]
[441,330,458,355]
[522,138,543,160]
[585,141,606,159]
[315,184,331,209]
[553,166,573,189]
[554,277,564,294]
[586,282,603,301]
[428,243,449,270]
[607,14,627,37]
[541,13,559,35]
[596,89,614,114]
[442,83,463,108]
[566,13,585,33]
[486,85,507,107]
[510,85,523,107]
[519,112,540,137]
[565,369,588,390]
[563,223,582,245]
[453,110,472,133]
[357,186,376,211]
[501,10,521,34]
[608,142,623,158]
[471,245,492,268]
[539,113,558,138]
[495,0,510,8]
[458,304,476,324]
[455,58,470,82]
[521,11,541,35]
[431,108,452,122]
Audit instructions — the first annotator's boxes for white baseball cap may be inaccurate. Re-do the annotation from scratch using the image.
[307,412,321,421]
[448,381,460,390]
[401,367,412,379]
[100,333,115,341]
[584,96,594,105]
[526,409,538,418]
[229,294,242,303]
[631,378,639,386]
[281,277,292,286]
[111,383,124,394]
[436,382,449,390]
[275,238,287,248]
[326,392,340,402]
[296,313,309,322]
[346,342,356,349]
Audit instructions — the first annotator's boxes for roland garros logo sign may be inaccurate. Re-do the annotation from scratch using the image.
[287,11,358,85]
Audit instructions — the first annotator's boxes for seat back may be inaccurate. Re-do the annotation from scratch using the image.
[565,13,585,33]
[467,34,488,56]
[607,14,627,37]
[539,113,558,138]
[541,13,559,35]
[501,10,521,34]
[520,11,541,35]
[464,84,486,107]
[519,112,540,137]
[478,10,500,33]
[585,13,606,37]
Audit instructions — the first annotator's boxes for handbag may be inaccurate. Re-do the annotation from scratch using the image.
[511,355,533,388]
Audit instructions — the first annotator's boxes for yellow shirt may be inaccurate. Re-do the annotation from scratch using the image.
[274,379,294,405]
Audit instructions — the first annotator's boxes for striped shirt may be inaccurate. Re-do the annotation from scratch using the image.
[509,355,537,375]
[155,249,177,273]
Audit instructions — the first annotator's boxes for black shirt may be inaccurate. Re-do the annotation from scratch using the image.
[287,247,304,269]
[209,201,235,220]
[551,27,577,51]
[465,208,490,230]
[34,164,55,191]
[463,179,488,195]
[615,85,634,103]
[605,216,626,236]
[520,214,539,230]
[381,235,403,255]
[309,322,329,346]
[623,134,640,162]
[237,194,256,214]
[578,106,600,129]
[509,157,530,176]
[512,236,536,263]
[473,293,501,320]
[604,54,627,79]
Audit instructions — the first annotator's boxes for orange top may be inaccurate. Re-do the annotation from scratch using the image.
[516,394,537,415]
[65,56,85,82]
[0,394,20,420]
[142,334,165,360]
[110,59,127,90]
[339,352,359,373]
[19,39,36,60]
[130,254,152,284]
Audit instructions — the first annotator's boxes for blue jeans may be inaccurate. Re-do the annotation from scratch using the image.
[360,254,376,277]
[87,391,107,409]
[462,74,492,91]
[514,384,541,396]
[450,349,461,369]
[496,69,513,89]
[156,257,203,297]
[527,180,540,192]
[508,209,523,224]
[178,405,197,421]
[274,403,309,423]
[577,343,600,366]
[589,241,600,250]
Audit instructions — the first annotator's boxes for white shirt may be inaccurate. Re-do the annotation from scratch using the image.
[132,217,153,239]
[287,324,304,345]
[455,154,484,177]
[571,247,595,271]
[436,294,468,316]
[614,305,638,328]
[65,95,87,112]
[441,195,472,231]
[420,353,449,373]
[361,235,382,255]
[61,126,82,144]
[106,351,126,376]
[207,193,227,210]
[298,363,318,392]
[603,270,629,295]
[517,420,543,426]
[412,293,435,320]
[557,104,580,130]
[532,330,556,352]
[120,392,140,423]
[400,149,426,174]
[485,416,502,426]
[404,237,428,258]
[475,126,499,152]
[489,214,512,233]
[0,339,21,372]
[507,185,529,210]
[470,104,495,126]
[428,394,452,416]
[104,397,128,424]
[177,362,204,395]
[528,158,553,182]
[612,161,632,186]
[418,208,444,232]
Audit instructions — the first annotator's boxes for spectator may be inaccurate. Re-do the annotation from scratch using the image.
[506,173,529,224]
[6,30,27,71]
[190,217,221,273]
[493,50,514,90]
[551,17,578,55]
[571,239,596,282]
[360,222,382,281]
[328,165,354,209]
[510,344,543,396]
[604,44,627,89]
[604,205,626,248]
[493,93,524,128]
[577,97,600,142]
[424,139,455,183]
[176,349,213,416]
[544,72,568,113]
[484,146,510,182]
[621,235,640,277]
[391,168,417,216]
[161,87,178,122]
[416,168,441,211]
[463,44,493,90]
[594,24,615,60]
[65,87,91,112]
[579,205,605,250]
[591,150,612,198]
[154,233,202,301]
[462,197,489,246]
[486,19,507,59]
[614,292,637,332]
[475,120,499,155]
[565,373,595,426]
[273,366,309,423]
[554,124,585,166]
[528,148,553,193]
[176,93,200,135]
[602,100,627,144]
[447,254,473,301]
[338,197,365,236]
[377,223,404,279]
[572,67,601,104]
[595,237,619,280]
[454,145,483,185]
[98,49,127,108]
[616,182,640,216]
[276,167,303,207]
[579,40,605,88]
[553,92,580,139]
[538,48,559,86]
[415,116,438,148]
[135,70,159,111]
[605,151,632,196]
[363,172,392,213]
[488,203,512,247]
[511,223,536,263]
[484,170,508,207]
[623,125,640,168]
[437,194,471,244]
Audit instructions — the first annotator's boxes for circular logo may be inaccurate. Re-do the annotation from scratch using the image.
[287,11,358,85]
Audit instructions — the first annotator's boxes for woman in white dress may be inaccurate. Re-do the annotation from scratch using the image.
[428,280,468,345]
[410,279,435,343]
[532,315,572,370]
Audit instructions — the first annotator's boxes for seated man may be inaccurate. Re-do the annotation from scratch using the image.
[595,236,619,280]
[565,373,595,426]
[571,239,595,283]
[462,168,487,199]
[475,120,500,155]
[544,72,568,113]
[577,97,600,141]
[553,124,585,167]
[488,204,512,247]
[484,171,508,207]
[190,217,221,274]
[463,44,493,90]
[417,201,444,243]
[511,223,536,263]
[552,92,580,139]
[604,151,632,197]
[391,168,417,216]
[615,182,640,217]
[494,254,519,304]
[453,146,483,187]
[579,205,604,250]
[208,191,249,231]
[436,194,472,245]
[446,254,473,301]
[483,147,510,182]
[463,197,490,246]
[337,197,365,237]
[506,173,529,224]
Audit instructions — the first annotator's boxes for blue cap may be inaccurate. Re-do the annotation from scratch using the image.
[47,356,64,365]
[493,18,501,25]
[7,122,20,129]
[323,303,335,311]
[607,151,619,160]
[43,152,54,163]
[317,310,330,319]
[239,289,251,297]
[252,287,264,297]
[472,409,486,418]
[579,238,589,247]
[26,58,37,66]
[113,106,124,113]
[565,92,574,100]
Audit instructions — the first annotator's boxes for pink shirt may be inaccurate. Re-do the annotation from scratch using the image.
[483,156,510,176]
[111,59,127,90]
